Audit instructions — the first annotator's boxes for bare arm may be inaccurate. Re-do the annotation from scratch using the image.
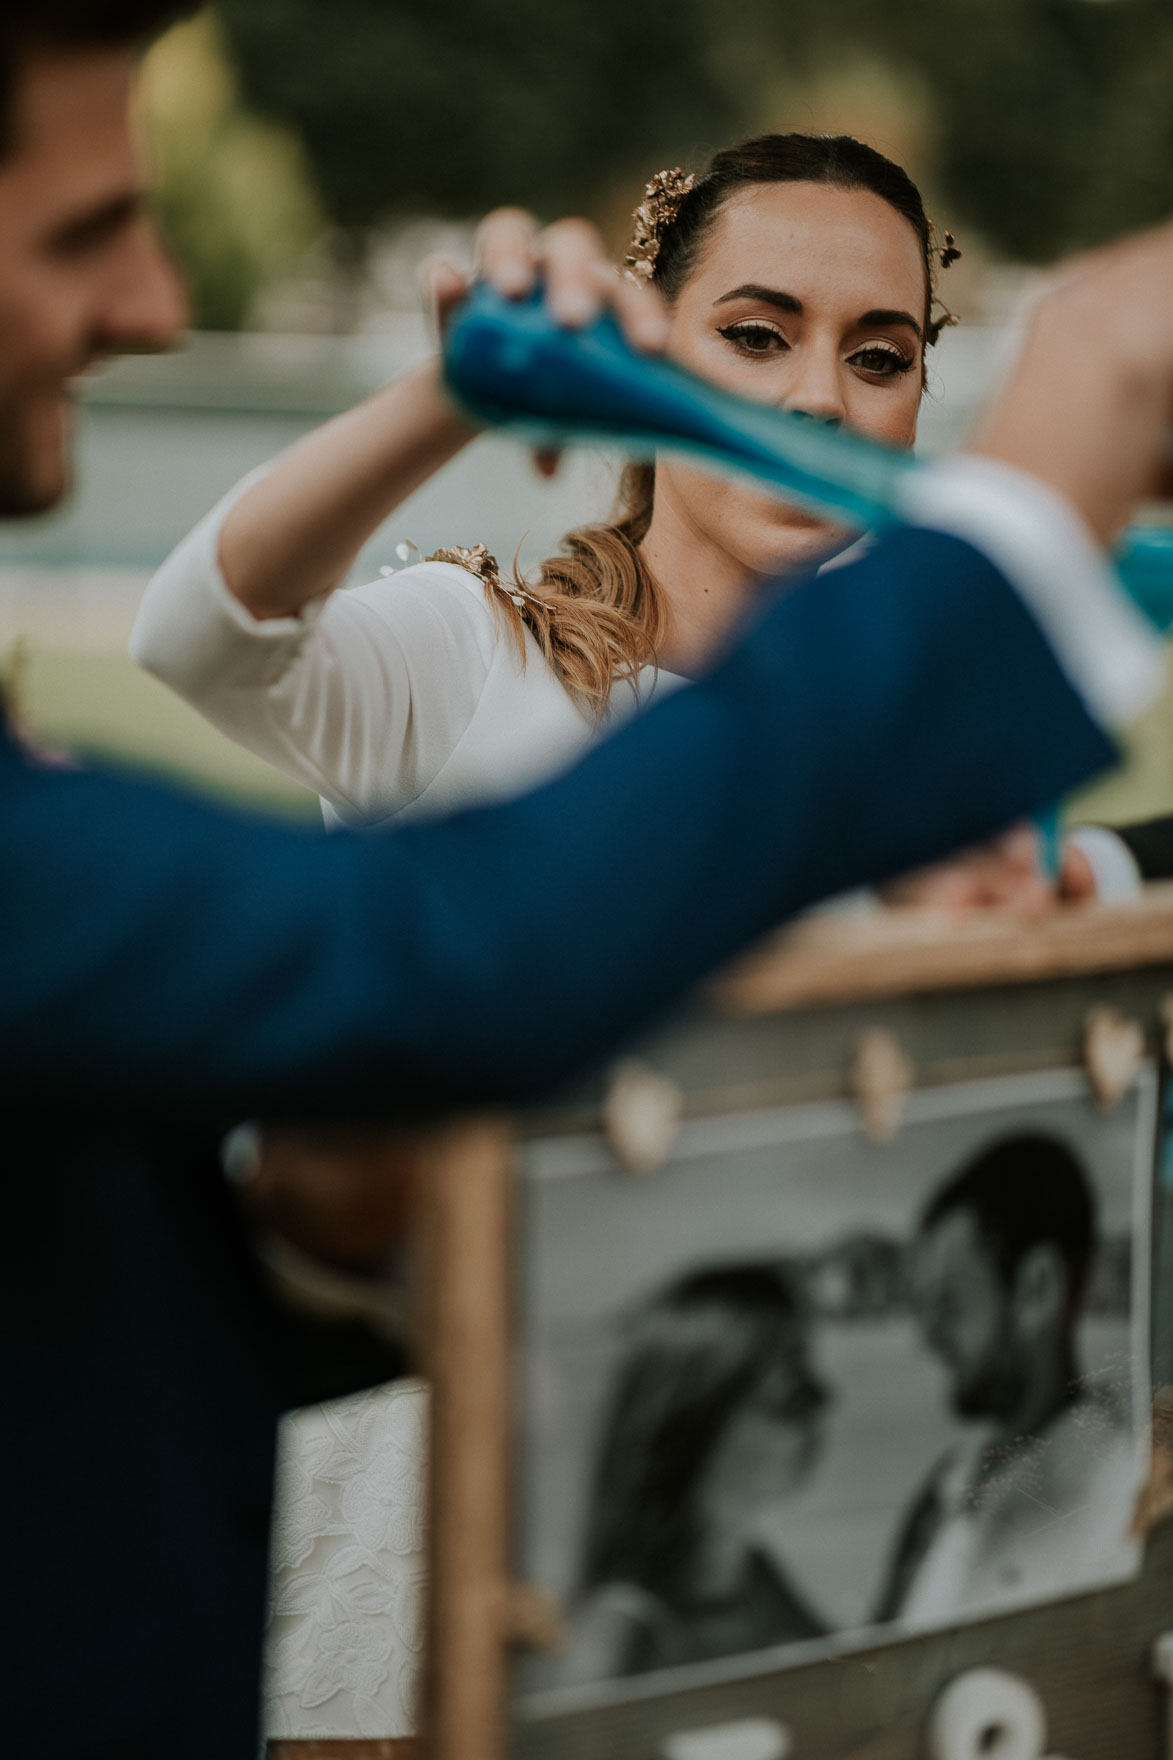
[217,213,669,622]
[218,357,475,620]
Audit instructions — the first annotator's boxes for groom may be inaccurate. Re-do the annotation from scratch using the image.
[878,1135,1136,1627]
[3,6,1173,1758]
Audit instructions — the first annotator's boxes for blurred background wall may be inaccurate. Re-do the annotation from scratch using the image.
[5,0,1172,823]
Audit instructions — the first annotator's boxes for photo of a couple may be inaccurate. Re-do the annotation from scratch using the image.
[515,1070,1154,1703]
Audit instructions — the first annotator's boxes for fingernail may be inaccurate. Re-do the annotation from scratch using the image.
[551,287,597,326]
[493,262,534,297]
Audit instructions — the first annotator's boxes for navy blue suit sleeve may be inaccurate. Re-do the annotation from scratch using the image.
[0,528,1116,1119]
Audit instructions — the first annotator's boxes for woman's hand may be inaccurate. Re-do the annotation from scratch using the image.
[883,822,1057,913]
[423,207,669,349]
[216,209,670,618]
[423,209,670,477]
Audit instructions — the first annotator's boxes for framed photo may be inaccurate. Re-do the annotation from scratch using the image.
[413,896,1173,1760]
[514,1068,1156,1712]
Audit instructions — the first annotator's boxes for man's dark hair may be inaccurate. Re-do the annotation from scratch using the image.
[921,1132,1098,1310]
[0,2,197,153]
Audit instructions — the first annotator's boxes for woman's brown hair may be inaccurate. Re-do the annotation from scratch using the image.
[479,132,950,716]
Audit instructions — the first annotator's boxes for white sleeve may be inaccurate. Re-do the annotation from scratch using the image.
[898,454,1164,732]
[130,484,496,823]
[1066,824,1145,902]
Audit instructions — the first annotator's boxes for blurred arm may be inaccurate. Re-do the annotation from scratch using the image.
[0,484,1150,1122]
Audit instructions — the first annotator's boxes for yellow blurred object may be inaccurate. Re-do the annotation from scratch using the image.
[137,14,324,330]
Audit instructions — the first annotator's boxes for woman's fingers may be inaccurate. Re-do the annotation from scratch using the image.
[475,206,541,297]
[883,822,1058,913]
[1060,842,1098,902]
[609,264,672,352]
[540,219,669,349]
[538,216,611,325]
[472,208,670,353]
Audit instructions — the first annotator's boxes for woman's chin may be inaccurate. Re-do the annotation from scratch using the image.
[760,515,853,575]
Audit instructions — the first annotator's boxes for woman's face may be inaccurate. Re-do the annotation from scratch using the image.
[658,180,928,577]
[698,1353,825,1519]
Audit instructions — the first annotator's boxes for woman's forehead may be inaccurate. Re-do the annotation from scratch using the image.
[688,181,927,311]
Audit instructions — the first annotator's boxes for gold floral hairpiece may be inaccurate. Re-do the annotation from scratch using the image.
[932,224,962,272]
[626,167,696,282]
[926,223,962,343]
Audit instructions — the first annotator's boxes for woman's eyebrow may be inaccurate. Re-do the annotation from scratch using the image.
[713,284,803,314]
[859,308,924,342]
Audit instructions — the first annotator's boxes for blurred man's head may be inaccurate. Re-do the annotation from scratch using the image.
[912,1134,1096,1424]
[0,3,192,516]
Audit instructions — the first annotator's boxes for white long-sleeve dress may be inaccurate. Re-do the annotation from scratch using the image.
[130,485,684,1742]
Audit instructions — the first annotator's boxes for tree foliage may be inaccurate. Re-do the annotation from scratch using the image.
[733,0,1173,261]
[142,14,322,327]
[215,0,742,230]
[888,0,1173,260]
[206,0,1173,300]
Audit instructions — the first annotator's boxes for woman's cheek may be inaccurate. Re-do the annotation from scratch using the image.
[848,381,922,449]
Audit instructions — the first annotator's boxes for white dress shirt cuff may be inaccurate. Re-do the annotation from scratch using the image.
[898,454,1164,732]
[1066,823,1145,903]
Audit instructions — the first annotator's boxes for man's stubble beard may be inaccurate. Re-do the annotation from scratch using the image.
[948,1300,1030,1423]
[951,1357,1028,1422]
[0,403,72,517]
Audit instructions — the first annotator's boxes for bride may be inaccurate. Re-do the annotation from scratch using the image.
[132,130,960,1737]
[133,132,956,826]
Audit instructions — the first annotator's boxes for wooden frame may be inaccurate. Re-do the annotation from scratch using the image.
[277,890,1173,1759]
[716,882,1173,1013]
[419,1117,515,1760]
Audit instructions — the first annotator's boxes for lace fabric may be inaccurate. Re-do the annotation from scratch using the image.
[264,1379,428,1740]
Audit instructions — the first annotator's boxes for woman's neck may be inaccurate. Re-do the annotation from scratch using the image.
[639,483,764,677]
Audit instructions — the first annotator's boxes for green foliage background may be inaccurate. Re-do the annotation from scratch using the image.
[155,0,1173,326]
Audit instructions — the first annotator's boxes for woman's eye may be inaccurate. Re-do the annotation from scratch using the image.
[850,343,913,378]
[718,322,786,356]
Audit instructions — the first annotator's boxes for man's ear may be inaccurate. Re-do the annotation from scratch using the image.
[1012,1242,1068,1338]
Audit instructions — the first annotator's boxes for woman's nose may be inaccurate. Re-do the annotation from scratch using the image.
[788,407,844,429]
[781,351,847,428]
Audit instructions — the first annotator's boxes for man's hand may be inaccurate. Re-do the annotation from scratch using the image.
[237,1125,425,1272]
[972,220,1173,544]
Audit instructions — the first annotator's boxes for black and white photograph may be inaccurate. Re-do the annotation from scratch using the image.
[515,1068,1157,1705]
